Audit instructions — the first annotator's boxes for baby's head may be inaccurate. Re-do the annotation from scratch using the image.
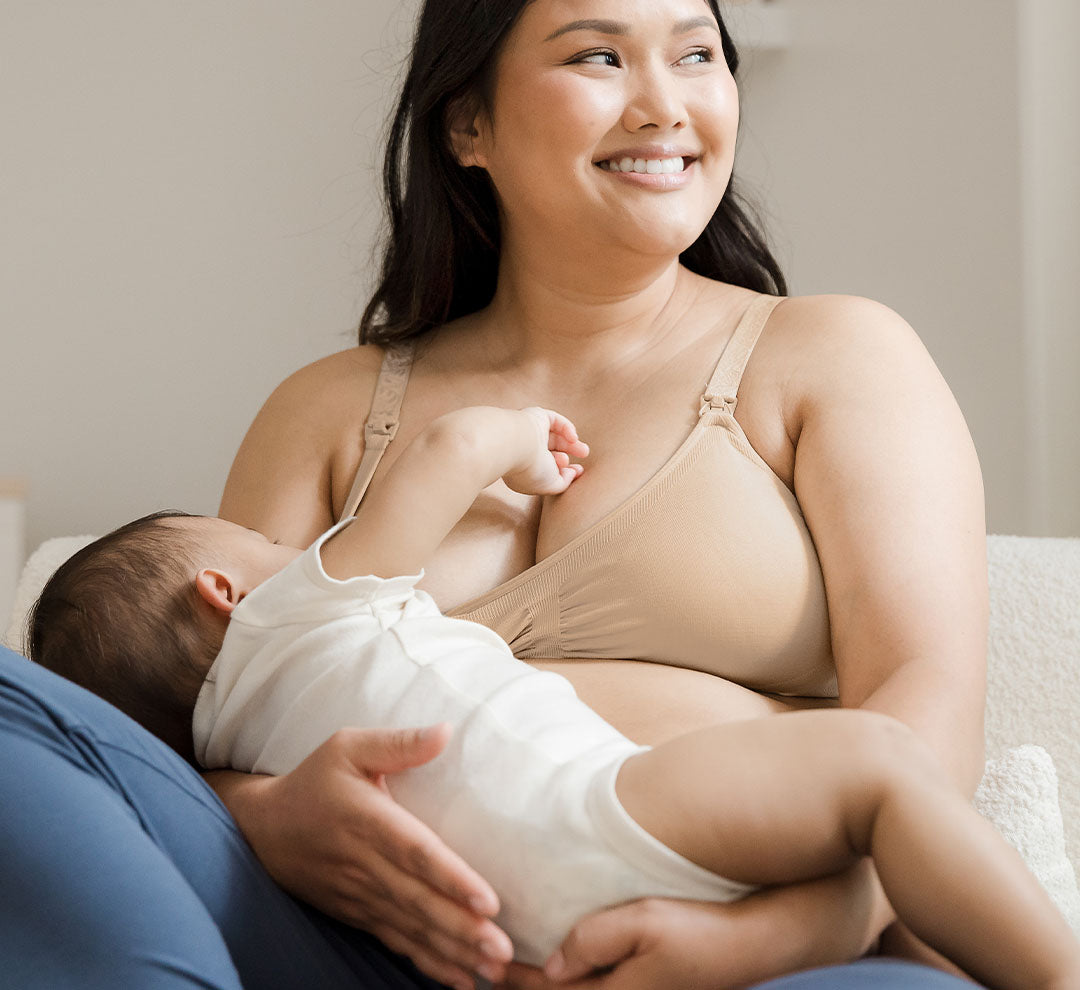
[28,511,300,763]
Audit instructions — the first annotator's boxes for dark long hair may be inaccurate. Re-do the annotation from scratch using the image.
[360,0,787,346]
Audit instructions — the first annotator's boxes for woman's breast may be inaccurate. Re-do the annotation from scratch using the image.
[451,416,838,699]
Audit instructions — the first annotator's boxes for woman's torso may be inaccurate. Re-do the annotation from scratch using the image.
[335,284,837,725]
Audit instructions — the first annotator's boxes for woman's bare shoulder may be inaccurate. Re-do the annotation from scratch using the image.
[219,344,387,540]
[753,293,936,430]
[261,344,387,423]
[766,293,920,352]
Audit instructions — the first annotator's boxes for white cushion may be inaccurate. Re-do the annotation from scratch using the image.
[985,535,1080,869]
[975,744,1080,933]
[3,535,95,653]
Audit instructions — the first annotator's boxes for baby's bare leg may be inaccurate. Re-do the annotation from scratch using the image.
[616,709,1080,990]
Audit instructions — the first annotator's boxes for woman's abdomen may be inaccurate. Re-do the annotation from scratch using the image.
[529,658,837,747]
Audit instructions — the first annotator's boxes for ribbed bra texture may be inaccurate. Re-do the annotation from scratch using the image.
[342,295,837,698]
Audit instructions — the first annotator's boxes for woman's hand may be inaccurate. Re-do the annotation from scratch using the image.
[206,724,513,990]
[498,862,887,990]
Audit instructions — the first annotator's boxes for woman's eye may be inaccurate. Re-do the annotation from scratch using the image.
[678,48,713,66]
[573,49,620,67]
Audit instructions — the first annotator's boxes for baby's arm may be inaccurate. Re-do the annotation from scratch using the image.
[320,406,587,581]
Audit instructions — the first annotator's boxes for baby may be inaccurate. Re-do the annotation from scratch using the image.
[29,405,1080,987]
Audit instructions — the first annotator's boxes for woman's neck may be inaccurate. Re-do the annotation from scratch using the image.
[474,252,695,378]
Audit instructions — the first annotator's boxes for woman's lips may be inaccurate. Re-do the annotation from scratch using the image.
[594,156,697,189]
[596,155,690,174]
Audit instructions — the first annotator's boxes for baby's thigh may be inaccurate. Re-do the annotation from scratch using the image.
[615,708,912,885]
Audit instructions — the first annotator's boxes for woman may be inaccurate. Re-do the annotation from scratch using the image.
[1,0,985,987]
[210,0,987,987]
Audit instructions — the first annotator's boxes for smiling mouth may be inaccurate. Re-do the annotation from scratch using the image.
[596,156,693,174]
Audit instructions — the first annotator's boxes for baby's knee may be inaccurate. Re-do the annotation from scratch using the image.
[837,710,941,787]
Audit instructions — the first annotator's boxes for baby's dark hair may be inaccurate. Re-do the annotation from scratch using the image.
[27,510,223,764]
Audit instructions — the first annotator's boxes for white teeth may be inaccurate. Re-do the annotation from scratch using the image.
[600,156,688,174]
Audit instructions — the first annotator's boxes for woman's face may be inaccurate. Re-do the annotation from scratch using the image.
[466,0,738,264]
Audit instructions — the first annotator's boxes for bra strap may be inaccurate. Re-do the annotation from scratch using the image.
[339,339,417,521]
[701,295,784,414]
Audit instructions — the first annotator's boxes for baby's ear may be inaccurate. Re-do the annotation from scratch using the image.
[195,568,240,616]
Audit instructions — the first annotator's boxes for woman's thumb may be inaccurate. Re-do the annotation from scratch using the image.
[344,722,453,775]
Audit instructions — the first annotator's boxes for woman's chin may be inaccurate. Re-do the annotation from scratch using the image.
[603,226,712,266]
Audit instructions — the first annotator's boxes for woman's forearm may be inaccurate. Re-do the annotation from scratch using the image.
[851,659,985,797]
[738,859,890,977]
[533,859,892,990]
[203,769,277,839]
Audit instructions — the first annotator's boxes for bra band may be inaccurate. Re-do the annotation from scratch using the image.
[701,295,784,414]
[339,339,416,521]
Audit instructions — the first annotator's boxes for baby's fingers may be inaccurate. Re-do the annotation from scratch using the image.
[546,413,589,456]
[549,430,589,459]
[555,436,590,458]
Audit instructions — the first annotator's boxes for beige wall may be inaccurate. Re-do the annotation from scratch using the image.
[1017,0,1080,535]
[733,0,1079,536]
[1,2,410,555]
[735,0,1030,534]
[1,1,1075,574]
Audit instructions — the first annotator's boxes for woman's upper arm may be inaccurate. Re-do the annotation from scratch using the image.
[781,295,987,791]
[218,347,383,547]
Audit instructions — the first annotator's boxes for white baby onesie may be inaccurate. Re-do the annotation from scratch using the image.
[193,522,753,964]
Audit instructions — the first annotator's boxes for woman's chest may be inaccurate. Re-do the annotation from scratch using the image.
[367,320,795,613]
[424,407,791,625]
[397,363,704,608]
[446,415,835,696]
[412,409,696,611]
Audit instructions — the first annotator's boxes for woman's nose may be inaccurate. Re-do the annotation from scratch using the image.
[621,61,688,132]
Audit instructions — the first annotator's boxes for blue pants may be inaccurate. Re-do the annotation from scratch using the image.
[0,645,974,989]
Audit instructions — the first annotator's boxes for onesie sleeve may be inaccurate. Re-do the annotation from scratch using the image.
[191,520,427,770]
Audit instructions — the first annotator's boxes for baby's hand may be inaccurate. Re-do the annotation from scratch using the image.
[502,408,589,496]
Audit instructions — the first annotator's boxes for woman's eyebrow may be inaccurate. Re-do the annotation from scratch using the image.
[544,16,718,42]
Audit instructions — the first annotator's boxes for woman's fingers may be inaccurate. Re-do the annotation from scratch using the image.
[333,726,502,914]
[342,822,513,961]
[363,897,510,989]
[371,925,481,990]
[495,904,652,989]
[337,722,453,776]
[497,962,606,990]
[249,728,514,985]
[545,901,651,982]
[363,784,502,917]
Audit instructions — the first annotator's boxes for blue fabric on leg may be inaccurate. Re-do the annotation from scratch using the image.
[0,646,444,990]
[751,959,979,988]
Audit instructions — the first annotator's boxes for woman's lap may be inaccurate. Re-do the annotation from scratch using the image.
[0,646,972,989]
[753,960,976,989]
[0,645,442,990]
